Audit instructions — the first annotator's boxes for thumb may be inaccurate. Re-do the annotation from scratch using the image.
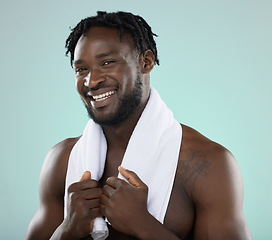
[118,166,146,190]
[79,171,91,182]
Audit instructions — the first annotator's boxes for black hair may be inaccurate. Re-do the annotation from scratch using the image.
[65,11,159,66]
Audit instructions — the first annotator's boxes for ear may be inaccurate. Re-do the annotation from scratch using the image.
[139,49,155,74]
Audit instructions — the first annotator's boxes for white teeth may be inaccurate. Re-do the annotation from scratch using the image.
[92,90,116,101]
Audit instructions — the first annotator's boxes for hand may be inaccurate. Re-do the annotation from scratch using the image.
[64,171,103,239]
[100,166,150,236]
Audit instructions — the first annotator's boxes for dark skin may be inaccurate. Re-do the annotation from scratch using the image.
[25,27,252,240]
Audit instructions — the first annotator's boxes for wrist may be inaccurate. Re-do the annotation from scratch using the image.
[135,213,159,240]
[50,220,80,240]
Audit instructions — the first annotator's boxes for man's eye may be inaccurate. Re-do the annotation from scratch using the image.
[102,60,115,66]
[75,67,87,73]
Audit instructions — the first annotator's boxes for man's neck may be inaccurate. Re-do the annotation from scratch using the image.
[102,98,148,151]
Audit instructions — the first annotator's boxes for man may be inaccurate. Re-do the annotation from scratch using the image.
[25,11,252,239]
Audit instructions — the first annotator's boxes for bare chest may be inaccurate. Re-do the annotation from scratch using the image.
[99,149,124,186]
[163,177,195,239]
[104,187,195,240]
[99,155,195,239]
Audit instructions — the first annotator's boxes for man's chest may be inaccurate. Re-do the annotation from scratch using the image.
[104,190,195,240]
[100,170,195,239]
[99,148,195,239]
[163,180,195,239]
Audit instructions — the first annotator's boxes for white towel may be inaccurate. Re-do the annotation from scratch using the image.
[64,87,182,239]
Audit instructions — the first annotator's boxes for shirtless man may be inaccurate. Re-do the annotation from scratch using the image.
[25,11,252,239]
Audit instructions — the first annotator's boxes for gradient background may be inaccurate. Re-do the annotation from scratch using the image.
[1,0,271,239]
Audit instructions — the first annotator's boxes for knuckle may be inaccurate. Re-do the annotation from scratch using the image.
[67,183,76,193]
[143,184,148,192]
[97,188,103,195]
[107,198,115,209]
[90,188,101,198]
[100,194,106,203]
[116,185,125,194]
[118,180,125,187]
[116,180,125,190]
[90,179,98,188]
[102,186,108,195]
[70,192,80,202]
[106,176,114,183]
[103,206,112,218]
[104,185,114,197]
[90,198,100,207]
[102,184,108,191]
[110,190,116,198]
[130,170,137,177]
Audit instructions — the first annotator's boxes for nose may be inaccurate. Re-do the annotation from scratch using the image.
[84,69,105,88]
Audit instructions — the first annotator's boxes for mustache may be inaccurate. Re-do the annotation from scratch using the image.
[88,81,117,91]
[90,81,107,90]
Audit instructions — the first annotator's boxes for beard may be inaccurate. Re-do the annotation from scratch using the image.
[84,73,143,126]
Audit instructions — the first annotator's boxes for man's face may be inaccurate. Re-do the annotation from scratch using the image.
[73,27,146,126]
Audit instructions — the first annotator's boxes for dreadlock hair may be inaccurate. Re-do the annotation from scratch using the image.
[65,11,159,66]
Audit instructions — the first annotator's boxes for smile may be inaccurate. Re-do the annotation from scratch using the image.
[88,90,116,102]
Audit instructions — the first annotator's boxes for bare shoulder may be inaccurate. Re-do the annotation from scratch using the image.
[39,137,80,201]
[180,123,227,152]
[178,124,240,198]
[25,137,80,240]
[177,124,252,239]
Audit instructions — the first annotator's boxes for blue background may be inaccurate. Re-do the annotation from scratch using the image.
[1,0,271,239]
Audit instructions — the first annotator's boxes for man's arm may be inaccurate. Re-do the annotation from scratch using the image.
[191,145,252,239]
[25,138,77,240]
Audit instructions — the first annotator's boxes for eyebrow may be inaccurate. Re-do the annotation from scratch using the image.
[73,59,85,66]
[73,51,118,66]
[96,51,118,58]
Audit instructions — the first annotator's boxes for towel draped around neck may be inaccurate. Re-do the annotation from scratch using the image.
[64,87,182,239]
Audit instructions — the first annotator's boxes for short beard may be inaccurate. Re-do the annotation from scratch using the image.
[84,74,143,126]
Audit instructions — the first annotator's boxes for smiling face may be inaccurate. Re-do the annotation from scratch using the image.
[73,27,151,126]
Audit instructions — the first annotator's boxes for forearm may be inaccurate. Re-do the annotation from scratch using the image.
[136,214,180,240]
[50,222,79,240]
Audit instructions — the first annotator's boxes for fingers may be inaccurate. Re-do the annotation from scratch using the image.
[79,171,91,182]
[105,176,121,188]
[85,198,101,209]
[70,196,101,210]
[100,189,114,217]
[68,179,99,193]
[100,184,116,216]
[100,193,108,204]
[80,188,103,199]
[105,167,148,192]
[65,171,103,237]
[68,187,102,219]
[69,188,102,203]
[101,168,147,204]
[68,171,102,204]
[102,184,115,198]
[118,166,146,189]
